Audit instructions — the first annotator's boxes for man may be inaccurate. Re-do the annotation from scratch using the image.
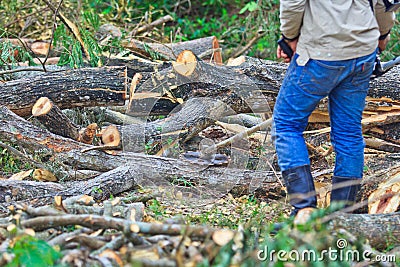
[272,0,395,218]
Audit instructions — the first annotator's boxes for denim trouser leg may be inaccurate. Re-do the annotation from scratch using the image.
[272,52,376,178]
[329,82,368,178]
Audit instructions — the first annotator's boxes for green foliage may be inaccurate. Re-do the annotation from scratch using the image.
[147,199,165,219]
[201,206,376,266]
[6,235,61,267]
[0,31,35,69]
[0,147,32,176]
[239,1,260,14]
[54,24,102,68]
[381,12,400,61]
[92,186,103,194]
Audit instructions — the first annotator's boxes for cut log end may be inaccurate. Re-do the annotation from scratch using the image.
[32,97,53,116]
[172,50,198,76]
[101,125,121,146]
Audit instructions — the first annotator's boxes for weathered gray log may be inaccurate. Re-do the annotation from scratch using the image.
[122,97,236,152]
[330,212,400,249]
[0,106,83,156]
[35,100,80,140]
[0,66,127,116]
[0,106,278,204]
[0,165,139,214]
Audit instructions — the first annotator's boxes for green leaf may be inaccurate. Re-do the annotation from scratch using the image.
[7,235,61,267]
[239,1,259,14]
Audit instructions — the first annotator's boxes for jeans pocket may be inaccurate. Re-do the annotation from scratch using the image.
[351,61,375,87]
[299,59,345,96]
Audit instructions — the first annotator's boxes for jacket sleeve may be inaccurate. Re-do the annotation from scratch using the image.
[375,0,395,37]
[279,0,306,40]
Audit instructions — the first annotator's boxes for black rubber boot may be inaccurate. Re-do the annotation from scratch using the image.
[330,176,361,209]
[282,165,317,216]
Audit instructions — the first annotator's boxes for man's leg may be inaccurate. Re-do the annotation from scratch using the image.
[272,57,347,215]
[328,51,376,208]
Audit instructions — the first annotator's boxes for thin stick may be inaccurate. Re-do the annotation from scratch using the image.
[205,118,272,154]
[43,0,64,68]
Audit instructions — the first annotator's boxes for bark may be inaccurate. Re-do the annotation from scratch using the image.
[35,100,80,140]
[122,97,235,152]
[329,212,400,249]
[0,66,127,116]
[0,106,83,155]
[21,213,223,238]
[127,57,400,117]
[123,36,222,64]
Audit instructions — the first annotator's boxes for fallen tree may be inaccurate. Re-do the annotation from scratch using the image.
[0,66,127,116]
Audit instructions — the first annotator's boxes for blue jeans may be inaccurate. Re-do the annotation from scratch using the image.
[272,51,377,179]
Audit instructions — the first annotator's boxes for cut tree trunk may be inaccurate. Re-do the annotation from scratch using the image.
[32,97,80,140]
[0,106,84,158]
[0,165,139,213]
[329,212,400,249]
[0,66,127,116]
[123,36,222,64]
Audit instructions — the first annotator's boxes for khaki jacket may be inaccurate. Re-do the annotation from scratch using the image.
[280,0,395,65]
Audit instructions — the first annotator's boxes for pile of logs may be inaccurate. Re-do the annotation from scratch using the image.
[0,35,400,264]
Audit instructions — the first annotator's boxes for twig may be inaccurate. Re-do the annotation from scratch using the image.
[42,0,64,68]
[204,118,272,154]
[129,15,174,36]
[0,67,46,75]
[80,145,122,153]
[231,32,266,59]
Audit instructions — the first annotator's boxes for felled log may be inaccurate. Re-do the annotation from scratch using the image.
[123,36,223,64]
[0,106,83,157]
[0,165,139,213]
[32,97,80,140]
[0,66,127,116]
[330,212,400,249]
[0,106,278,200]
[122,97,236,152]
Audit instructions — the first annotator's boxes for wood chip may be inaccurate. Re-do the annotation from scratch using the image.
[9,170,33,180]
[33,169,57,182]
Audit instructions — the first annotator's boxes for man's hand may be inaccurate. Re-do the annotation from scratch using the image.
[277,39,298,63]
[378,34,390,51]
